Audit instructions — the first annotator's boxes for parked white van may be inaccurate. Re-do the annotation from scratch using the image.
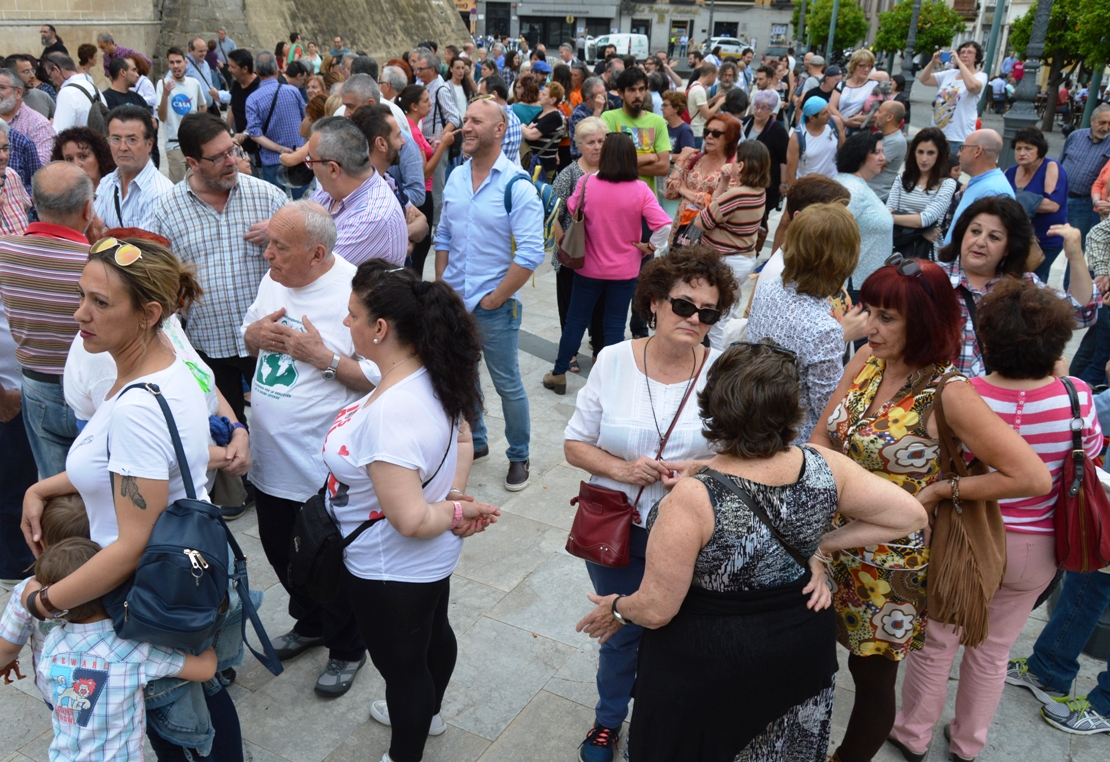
[583,34,649,63]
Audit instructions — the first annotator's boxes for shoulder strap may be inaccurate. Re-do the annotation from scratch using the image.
[64,81,97,106]
[504,173,531,214]
[1059,376,1085,497]
[957,285,989,373]
[262,82,282,134]
[932,372,972,480]
[118,382,198,499]
[698,466,809,567]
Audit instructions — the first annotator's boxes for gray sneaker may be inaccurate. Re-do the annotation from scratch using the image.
[1041,697,1110,735]
[314,654,367,697]
[271,630,325,661]
[1005,657,1068,704]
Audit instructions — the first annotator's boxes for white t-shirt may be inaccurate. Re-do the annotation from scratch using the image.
[564,341,720,528]
[931,69,988,144]
[835,79,878,120]
[65,315,218,423]
[155,76,206,147]
[321,368,461,582]
[66,359,212,547]
[241,256,379,502]
[688,81,709,138]
[53,74,107,132]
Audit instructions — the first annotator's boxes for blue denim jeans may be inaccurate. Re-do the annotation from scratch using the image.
[471,298,530,463]
[1069,201,1102,246]
[1027,570,1110,717]
[554,274,638,375]
[20,374,78,478]
[1033,245,1064,285]
[1069,306,1110,387]
[261,163,309,200]
[0,410,37,578]
[585,526,648,729]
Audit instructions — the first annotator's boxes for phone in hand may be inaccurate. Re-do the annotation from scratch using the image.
[940,51,952,64]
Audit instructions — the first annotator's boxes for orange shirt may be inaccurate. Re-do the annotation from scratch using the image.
[569,87,583,109]
[558,101,572,147]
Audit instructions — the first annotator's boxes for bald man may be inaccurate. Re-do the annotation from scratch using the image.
[0,162,95,476]
[943,129,1014,244]
[867,100,907,202]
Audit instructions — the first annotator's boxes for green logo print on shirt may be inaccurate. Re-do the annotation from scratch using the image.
[256,352,298,388]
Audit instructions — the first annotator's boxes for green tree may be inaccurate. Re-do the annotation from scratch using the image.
[1008,0,1085,130]
[791,0,869,53]
[873,0,967,58]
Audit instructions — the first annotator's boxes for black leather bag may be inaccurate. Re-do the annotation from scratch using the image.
[101,383,283,674]
[288,437,452,605]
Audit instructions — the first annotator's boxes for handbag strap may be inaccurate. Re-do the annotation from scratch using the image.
[1059,376,1085,497]
[573,173,588,219]
[932,372,972,479]
[630,350,706,508]
[957,285,990,374]
[698,466,810,568]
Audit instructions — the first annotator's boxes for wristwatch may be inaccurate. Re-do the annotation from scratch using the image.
[611,594,629,626]
[321,353,341,380]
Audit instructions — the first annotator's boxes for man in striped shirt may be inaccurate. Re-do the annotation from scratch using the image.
[0,161,93,477]
[93,106,173,230]
[307,117,406,267]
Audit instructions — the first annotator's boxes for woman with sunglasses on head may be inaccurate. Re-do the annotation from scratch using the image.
[563,246,736,761]
[543,133,673,396]
[836,131,893,299]
[810,259,1051,762]
[576,339,929,761]
[21,237,250,762]
[664,113,741,249]
[889,278,1101,762]
[937,195,1096,378]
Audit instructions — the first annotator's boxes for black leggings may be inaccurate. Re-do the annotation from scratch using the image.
[834,653,901,762]
[347,572,456,762]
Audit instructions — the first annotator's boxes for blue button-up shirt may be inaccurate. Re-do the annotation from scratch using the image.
[185,55,217,108]
[1060,128,1110,196]
[245,78,306,166]
[943,168,1015,245]
[434,152,545,312]
[387,130,427,208]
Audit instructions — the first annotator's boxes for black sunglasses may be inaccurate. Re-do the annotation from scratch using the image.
[668,296,722,325]
[884,252,934,297]
[704,128,726,139]
[729,341,800,377]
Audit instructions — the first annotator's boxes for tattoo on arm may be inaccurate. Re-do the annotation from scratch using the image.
[120,476,148,510]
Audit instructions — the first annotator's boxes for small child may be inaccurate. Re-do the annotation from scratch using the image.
[0,494,90,701]
[33,538,217,761]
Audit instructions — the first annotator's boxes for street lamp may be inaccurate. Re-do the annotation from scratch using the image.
[977,1,1008,115]
[826,0,841,61]
[1001,0,1053,169]
[900,0,924,101]
[798,0,808,50]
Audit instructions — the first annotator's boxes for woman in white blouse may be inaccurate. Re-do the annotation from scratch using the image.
[563,246,737,759]
[829,49,882,134]
[887,127,957,260]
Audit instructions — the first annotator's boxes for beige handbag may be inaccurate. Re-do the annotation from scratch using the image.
[557,175,588,269]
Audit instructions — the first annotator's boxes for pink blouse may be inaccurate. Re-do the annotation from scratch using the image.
[567,175,673,281]
[408,117,434,192]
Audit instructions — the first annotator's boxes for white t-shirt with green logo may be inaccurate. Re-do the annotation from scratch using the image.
[241,256,380,502]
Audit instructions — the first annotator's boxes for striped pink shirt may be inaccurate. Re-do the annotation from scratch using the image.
[970,376,1103,534]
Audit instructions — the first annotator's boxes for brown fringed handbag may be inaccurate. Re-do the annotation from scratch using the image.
[928,375,1007,647]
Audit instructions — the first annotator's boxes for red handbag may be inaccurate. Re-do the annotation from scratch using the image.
[1054,377,1110,572]
[564,354,704,567]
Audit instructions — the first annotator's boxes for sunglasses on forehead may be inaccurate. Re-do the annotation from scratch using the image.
[884,252,934,297]
[91,237,142,267]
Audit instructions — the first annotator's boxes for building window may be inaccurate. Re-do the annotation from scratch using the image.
[486,2,511,39]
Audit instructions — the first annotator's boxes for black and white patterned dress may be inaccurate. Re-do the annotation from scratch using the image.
[630,446,840,762]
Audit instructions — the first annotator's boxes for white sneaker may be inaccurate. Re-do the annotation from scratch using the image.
[370,700,447,736]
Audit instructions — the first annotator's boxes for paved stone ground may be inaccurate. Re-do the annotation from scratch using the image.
[1,82,1105,762]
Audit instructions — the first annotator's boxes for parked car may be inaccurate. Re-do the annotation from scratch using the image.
[763,45,789,62]
[701,37,747,59]
[584,33,649,63]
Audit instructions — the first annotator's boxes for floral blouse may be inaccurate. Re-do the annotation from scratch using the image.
[664,151,736,242]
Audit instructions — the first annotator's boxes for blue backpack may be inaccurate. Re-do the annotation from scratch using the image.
[505,166,561,252]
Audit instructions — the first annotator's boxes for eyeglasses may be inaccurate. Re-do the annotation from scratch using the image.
[198,146,238,164]
[0,143,10,154]
[109,135,146,148]
[885,252,934,297]
[91,237,143,267]
[753,104,773,112]
[704,129,726,139]
[303,156,338,167]
[728,341,800,377]
[667,296,722,325]
[959,142,980,153]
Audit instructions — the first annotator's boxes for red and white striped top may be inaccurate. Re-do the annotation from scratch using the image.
[970,376,1103,534]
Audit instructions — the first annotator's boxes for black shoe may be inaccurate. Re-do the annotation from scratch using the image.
[473,444,490,460]
[505,460,530,491]
[271,630,325,661]
[887,735,926,762]
[219,503,248,521]
[220,667,237,685]
[944,723,975,762]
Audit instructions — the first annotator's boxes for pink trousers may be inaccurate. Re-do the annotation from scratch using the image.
[890,531,1057,759]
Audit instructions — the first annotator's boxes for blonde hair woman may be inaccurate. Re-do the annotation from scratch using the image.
[829,49,882,132]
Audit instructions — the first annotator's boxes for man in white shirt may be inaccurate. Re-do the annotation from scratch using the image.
[156,47,206,183]
[377,67,413,134]
[95,106,174,229]
[688,63,723,147]
[44,53,104,132]
[241,199,376,698]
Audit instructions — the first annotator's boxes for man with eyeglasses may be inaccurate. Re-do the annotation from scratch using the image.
[0,123,31,235]
[94,106,173,229]
[0,68,54,166]
[942,129,1014,245]
[412,48,459,223]
[150,112,287,426]
[157,47,206,183]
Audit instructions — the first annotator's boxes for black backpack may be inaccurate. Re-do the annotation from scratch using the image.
[64,82,111,135]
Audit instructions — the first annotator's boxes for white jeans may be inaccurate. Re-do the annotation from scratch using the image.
[707,254,758,351]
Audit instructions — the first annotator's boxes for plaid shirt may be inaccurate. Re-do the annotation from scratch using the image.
[422,76,460,142]
[8,127,41,197]
[1060,128,1110,196]
[0,578,62,702]
[39,618,186,762]
[102,45,151,78]
[0,168,31,235]
[245,78,306,166]
[1087,217,1110,278]
[502,105,522,164]
[310,172,407,266]
[8,103,55,166]
[941,259,1099,377]
[150,174,287,357]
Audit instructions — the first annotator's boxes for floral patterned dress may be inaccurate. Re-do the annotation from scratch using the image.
[825,356,960,661]
[664,151,736,246]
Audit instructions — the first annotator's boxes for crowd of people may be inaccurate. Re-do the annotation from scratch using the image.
[0,21,1109,762]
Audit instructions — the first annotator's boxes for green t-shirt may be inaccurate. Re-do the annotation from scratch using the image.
[601,108,671,192]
